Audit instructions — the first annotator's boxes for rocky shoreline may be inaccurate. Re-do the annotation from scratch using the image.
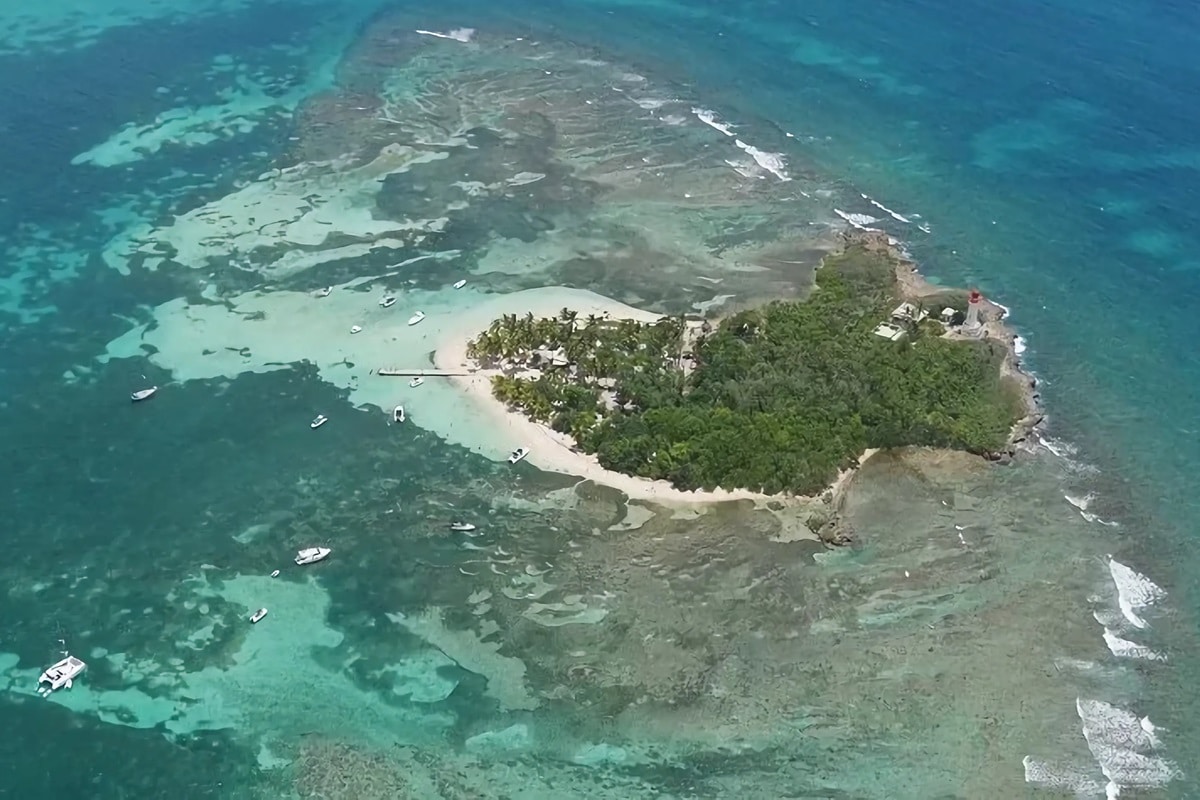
[853,229,1045,459]
[791,230,1046,546]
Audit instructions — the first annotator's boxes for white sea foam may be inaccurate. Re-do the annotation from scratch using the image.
[1037,434,1076,460]
[832,209,880,231]
[1022,756,1107,795]
[1065,492,1094,511]
[691,107,735,137]
[415,27,475,43]
[1082,511,1120,527]
[723,159,757,179]
[1103,629,1167,662]
[1013,335,1027,355]
[860,193,911,223]
[1107,558,1165,630]
[734,139,789,181]
[993,300,1012,319]
[1077,698,1178,795]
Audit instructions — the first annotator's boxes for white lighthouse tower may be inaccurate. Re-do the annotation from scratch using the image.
[964,289,983,330]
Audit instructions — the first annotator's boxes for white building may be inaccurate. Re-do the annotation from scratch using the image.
[964,290,983,329]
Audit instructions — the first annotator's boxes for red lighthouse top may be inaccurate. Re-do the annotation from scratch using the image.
[968,290,982,303]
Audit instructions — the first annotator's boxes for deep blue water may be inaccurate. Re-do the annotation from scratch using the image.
[2,0,1198,796]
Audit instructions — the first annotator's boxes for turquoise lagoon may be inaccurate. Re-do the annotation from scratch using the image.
[0,0,1195,797]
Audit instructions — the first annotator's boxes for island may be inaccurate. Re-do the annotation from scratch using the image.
[449,231,1041,506]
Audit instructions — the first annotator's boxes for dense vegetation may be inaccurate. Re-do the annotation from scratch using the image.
[467,246,1022,495]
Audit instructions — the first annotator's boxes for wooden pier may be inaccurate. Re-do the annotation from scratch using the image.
[375,368,475,377]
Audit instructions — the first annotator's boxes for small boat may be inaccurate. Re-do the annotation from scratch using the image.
[407,311,426,326]
[37,655,86,695]
[508,447,529,465]
[449,521,477,532]
[249,608,268,624]
[409,377,424,388]
[310,414,328,429]
[318,287,332,297]
[350,325,363,334]
[380,296,397,308]
[295,546,331,565]
[270,569,280,578]
[131,386,157,402]
[393,405,405,423]
[452,279,467,289]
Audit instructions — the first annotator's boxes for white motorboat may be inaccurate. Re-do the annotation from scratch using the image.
[449,521,477,532]
[295,546,331,565]
[409,376,424,388]
[249,608,268,624]
[318,287,332,297]
[508,447,529,464]
[380,295,397,308]
[407,311,426,326]
[37,655,86,695]
[393,405,405,423]
[452,279,467,289]
[350,325,363,334]
[311,414,328,429]
[131,386,157,402]
[270,569,280,578]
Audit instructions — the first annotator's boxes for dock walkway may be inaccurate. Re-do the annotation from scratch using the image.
[375,368,475,377]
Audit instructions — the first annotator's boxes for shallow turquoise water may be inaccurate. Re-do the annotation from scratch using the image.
[1,0,1196,797]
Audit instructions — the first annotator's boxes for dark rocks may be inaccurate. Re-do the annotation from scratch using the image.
[817,516,856,547]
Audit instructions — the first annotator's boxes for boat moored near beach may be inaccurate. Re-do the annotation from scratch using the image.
[380,295,397,308]
[131,386,157,402]
[295,546,331,565]
[409,376,424,388]
[508,447,529,464]
[407,311,426,326]
[310,414,328,429]
[249,608,268,624]
[37,655,86,695]
[393,405,405,423]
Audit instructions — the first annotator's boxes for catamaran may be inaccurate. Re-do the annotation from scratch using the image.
[380,296,397,308]
[407,311,426,326]
[409,376,424,388]
[449,521,477,532]
[508,447,529,464]
[131,386,157,402]
[295,546,331,565]
[37,655,86,696]
[310,414,328,429]
[393,405,405,423]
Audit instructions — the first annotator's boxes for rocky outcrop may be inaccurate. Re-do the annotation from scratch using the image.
[816,516,856,547]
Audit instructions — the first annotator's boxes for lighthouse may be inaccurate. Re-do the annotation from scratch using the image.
[964,289,983,330]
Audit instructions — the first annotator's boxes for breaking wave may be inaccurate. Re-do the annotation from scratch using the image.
[1107,557,1166,630]
[691,108,789,181]
[414,27,475,42]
